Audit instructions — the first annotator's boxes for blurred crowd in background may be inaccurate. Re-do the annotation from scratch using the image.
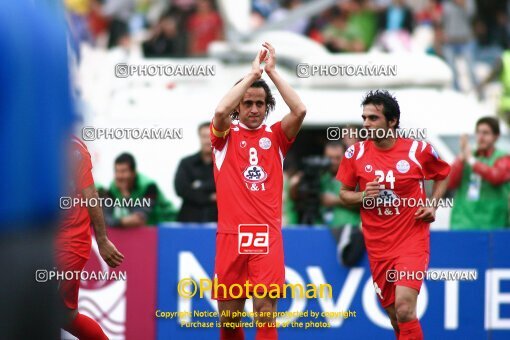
[66,0,510,91]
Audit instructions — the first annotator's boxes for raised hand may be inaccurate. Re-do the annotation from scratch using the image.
[252,49,267,79]
[262,42,276,74]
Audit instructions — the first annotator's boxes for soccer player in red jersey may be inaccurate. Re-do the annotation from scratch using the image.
[56,136,124,339]
[210,42,306,340]
[337,90,450,340]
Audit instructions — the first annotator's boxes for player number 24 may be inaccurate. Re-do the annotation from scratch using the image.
[374,170,395,189]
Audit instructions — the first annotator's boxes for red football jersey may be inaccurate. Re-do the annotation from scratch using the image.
[210,121,295,234]
[56,136,94,259]
[336,138,450,260]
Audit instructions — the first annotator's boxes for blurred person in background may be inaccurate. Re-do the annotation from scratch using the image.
[478,45,510,126]
[0,1,73,338]
[174,122,218,222]
[253,0,280,20]
[186,0,223,56]
[323,7,366,53]
[320,142,364,267]
[441,0,479,92]
[101,0,136,48]
[142,13,181,57]
[102,153,176,228]
[376,0,414,52]
[268,0,309,34]
[57,137,124,339]
[448,117,510,230]
[339,0,378,52]
[321,142,361,229]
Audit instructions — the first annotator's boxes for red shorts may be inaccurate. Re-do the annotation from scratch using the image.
[213,231,285,300]
[55,250,89,309]
[369,253,429,308]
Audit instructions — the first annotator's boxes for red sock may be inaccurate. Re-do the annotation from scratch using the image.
[398,319,423,340]
[64,313,108,340]
[255,324,277,340]
[220,327,245,340]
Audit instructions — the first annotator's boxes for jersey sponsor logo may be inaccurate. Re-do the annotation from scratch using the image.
[396,160,410,173]
[259,137,272,150]
[379,189,400,201]
[240,141,247,148]
[242,165,268,183]
[238,224,269,254]
[365,164,373,173]
[345,145,355,159]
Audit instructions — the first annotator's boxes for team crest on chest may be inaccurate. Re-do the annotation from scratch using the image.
[243,165,268,183]
[259,137,271,150]
[365,164,373,173]
[240,141,247,148]
[396,160,410,173]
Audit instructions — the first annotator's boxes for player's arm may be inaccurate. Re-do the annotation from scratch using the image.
[82,184,124,267]
[415,178,448,222]
[263,42,306,139]
[339,178,379,207]
[213,49,266,132]
[415,143,451,222]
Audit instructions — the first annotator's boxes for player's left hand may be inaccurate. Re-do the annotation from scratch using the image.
[98,238,125,268]
[414,207,436,223]
[262,42,276,73]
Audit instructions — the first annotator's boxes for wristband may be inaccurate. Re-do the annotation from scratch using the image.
[362,191,366,199]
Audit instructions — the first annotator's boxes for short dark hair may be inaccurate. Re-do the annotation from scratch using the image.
[476,116,500,135]
[325,141,345,150]
[198,121,210,133]
[361,90,400,129]
[231,79,276,121]
[115,153,136,172]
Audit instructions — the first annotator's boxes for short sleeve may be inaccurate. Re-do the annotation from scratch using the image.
[417,142,451,180]
[210,120,230,151]
[271,121,295,156]
[336,144,358,188]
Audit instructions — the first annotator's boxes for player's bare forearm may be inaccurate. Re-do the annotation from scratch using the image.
[262,42,306,139]
[430,178,448,209]
[83,185,108,242]
[83,184,124,267]
[339,185,363,208]
[269,69,306,139]
[214,49,266,131]
[214,72,259,130]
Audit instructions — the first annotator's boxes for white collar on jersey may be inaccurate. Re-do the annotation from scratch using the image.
[237,121,265,130]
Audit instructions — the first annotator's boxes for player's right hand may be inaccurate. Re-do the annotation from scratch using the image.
[98,238,124,268]
[364,177,381,198]
[251,49,267,79]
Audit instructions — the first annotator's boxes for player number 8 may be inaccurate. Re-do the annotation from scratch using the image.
[249,147,259,165]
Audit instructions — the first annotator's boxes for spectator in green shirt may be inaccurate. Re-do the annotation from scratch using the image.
[102,153,176,228]
[448,117,510,230]
[321,142,361,228]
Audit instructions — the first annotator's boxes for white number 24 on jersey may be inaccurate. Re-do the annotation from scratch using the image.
[374,170,395,189]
